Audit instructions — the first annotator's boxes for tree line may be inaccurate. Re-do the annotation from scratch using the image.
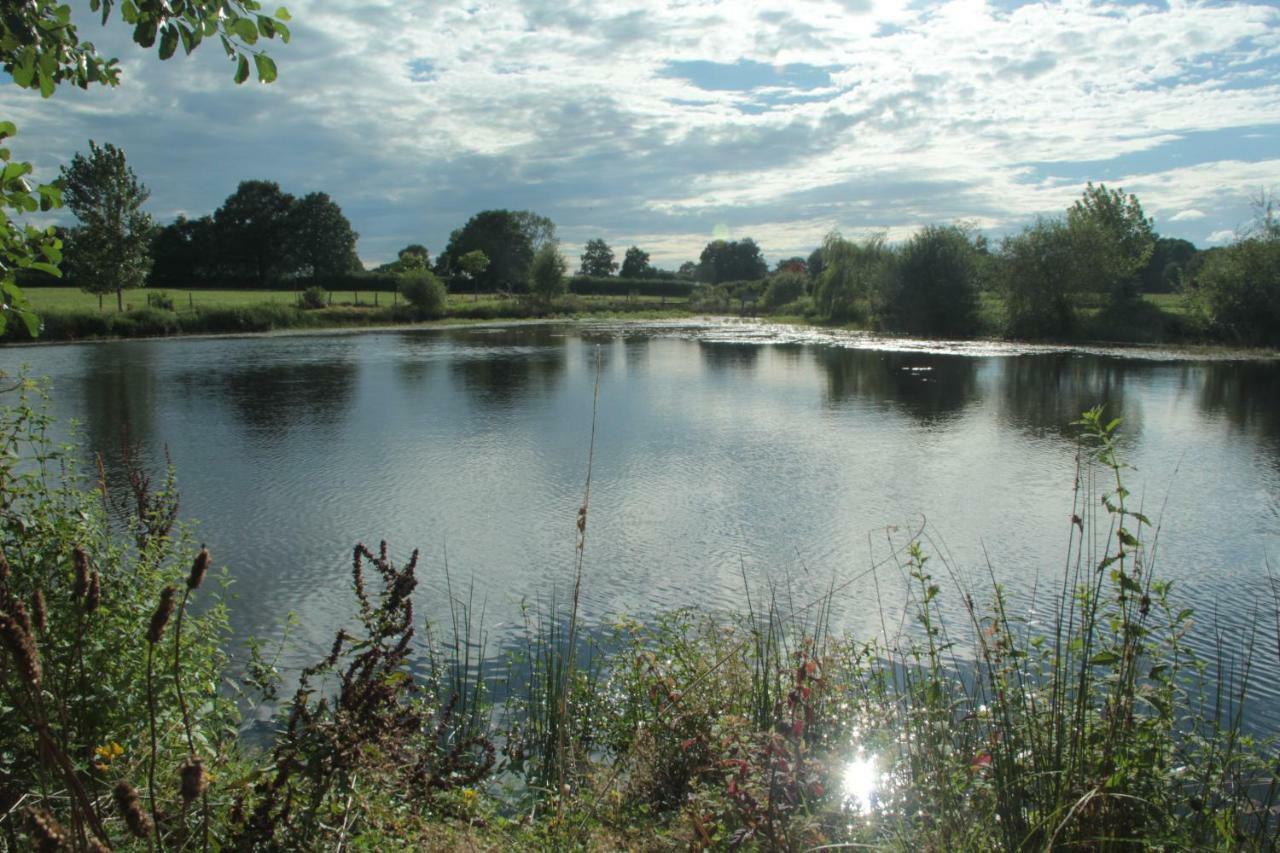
[44,139,1278,345]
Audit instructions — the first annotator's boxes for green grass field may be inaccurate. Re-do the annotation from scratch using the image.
[23,287,681,313]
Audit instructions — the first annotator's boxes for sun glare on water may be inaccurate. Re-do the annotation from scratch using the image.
[841,753,880,815]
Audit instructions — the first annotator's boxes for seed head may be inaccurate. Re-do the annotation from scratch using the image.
[0,548,9,585]
[146,586,177,644]
[72,546,90,599]
[31,589,47,635]
[187,546,210,590]
[0,610,41,692]
[85,572,101,614]
[23,806,67,852]
[114,780,153,839]
[180,756,208,804]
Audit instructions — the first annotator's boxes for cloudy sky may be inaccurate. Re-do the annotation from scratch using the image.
[3,0,1278,269]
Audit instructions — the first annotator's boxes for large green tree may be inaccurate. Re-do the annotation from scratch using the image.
[288,191,359,281]
[813,232,888,322]
[619,245,651,279]
[999,218,1080,339]
[0,0,291,334]
[578,238,617,276]
[150,214,218,286]
[214,180,296,286]
[1066,182,1156,304]
[441,210,535,293]
[697,238,767,284]
[60,141,154,311]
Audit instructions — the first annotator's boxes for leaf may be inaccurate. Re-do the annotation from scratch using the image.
[159,24,179,60]
[28,263,61,277]
[1090,650,1120,666]
[275,6,292,21]
[254,53,277,84]
[17,309,39,339]
[234,54,250,84]
[232,17,259,44]
[1117,527,1139,548]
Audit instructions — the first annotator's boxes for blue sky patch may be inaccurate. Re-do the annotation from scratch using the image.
[661,59,834,92]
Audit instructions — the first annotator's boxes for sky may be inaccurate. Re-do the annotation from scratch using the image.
[2,0,1278,270]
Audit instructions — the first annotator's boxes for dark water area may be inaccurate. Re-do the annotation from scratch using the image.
[3,321,1279,726]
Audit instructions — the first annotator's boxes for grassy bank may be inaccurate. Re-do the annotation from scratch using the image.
[4,288,695,343]
[1,379,1277,850]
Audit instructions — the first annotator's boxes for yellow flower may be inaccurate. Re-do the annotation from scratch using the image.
[93,742,124,772]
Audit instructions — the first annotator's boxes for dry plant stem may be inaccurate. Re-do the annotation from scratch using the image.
[173,587,211,853]
[145,641,163,848]
[555,346,603,814]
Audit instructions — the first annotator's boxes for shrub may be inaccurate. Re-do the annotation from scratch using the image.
[873,224,979,337]
[0,385,238,850]
[146,291,175,311]
[398,271,447,318]
[762,270,806,309]
[529,243,568,305]
[301,285,327,309]
[1186,235,1280,346]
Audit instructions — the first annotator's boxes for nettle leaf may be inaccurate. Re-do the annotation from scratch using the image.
[1090,650,1120,666]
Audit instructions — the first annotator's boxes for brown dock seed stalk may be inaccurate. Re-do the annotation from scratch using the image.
[0,610,41,691]
[114,780,153,839]
[187,546,210,591]
[147,586,177,644]
[31,589,47,634]
[24,806,67,852]
[0,548,9,584]
[73,545,90,599]
[86,571,101,614]
[180,756,208,804]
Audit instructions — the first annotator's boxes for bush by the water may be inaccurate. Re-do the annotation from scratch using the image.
[397,270,447,318]
[300,285,327,309]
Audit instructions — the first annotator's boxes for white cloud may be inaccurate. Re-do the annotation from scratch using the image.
[1206,229,1237,244]
[1170,209,1208,221]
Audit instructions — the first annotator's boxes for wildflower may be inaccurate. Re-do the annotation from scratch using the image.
[93,741,124,772]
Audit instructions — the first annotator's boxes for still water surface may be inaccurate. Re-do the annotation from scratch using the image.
[4,321,1279,718]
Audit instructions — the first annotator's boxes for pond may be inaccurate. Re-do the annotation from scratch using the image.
[4,321,1279,724]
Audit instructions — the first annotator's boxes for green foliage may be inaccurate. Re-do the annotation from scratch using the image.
[288,190,360,281]
[441,210,535,293]
[1186,232,1280,346]
[873,224,980,336]
[1067,182,1156,304]
[301,284,326,309]
[0,0,290,94]
[761,269,806,309]
[529,242,568,304]
[389,243,429,273]
[619,245,652,279]
[697,238,767,284]
[213,179,296,286]
[0,123,60,338]
[813,231,887,323]
[568,275,692,298]
[60,141,153,310]
[0,385,238,849]
[398,270,447,318]
[578,238,617,277]
[999,218,1080,339]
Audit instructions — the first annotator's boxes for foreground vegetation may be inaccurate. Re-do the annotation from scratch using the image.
[1,381,1277,850]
